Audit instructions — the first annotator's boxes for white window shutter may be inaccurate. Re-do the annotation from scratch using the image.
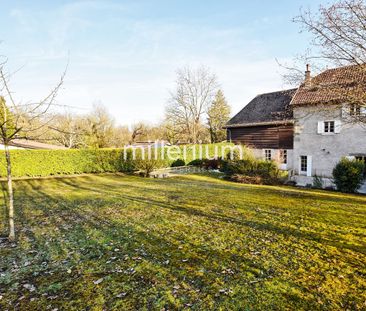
[317,121,324,134]
[334,120,342,133]
[298,156,302,174]
[307,156,312,177]
[341,105,349,118]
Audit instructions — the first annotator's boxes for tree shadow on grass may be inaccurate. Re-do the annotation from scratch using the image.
[2,177,363,310]
[1,181,312,310]
[50,176,366,255]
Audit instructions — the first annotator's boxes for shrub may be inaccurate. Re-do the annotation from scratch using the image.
[228,174,263,184]
[225,145,254,161]
[188,159,204,167]
[332,158,365,193]
[312,175,324,189]
[223,157,284,185]
[134,158,165,177]
[224,159,256,175]
[202,158,224,170]
[171,159,185,167]
[256,160,280,179]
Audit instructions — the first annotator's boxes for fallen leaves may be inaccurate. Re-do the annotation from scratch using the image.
[93,278,104,285]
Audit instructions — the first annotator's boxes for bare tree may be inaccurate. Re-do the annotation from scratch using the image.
[0,60,65,241]
[130,123,146,144]
[49,113,86,148]
[86,104,115,148]
[166,66,218,143]
[280,0,366,124]
[294,0,366,66]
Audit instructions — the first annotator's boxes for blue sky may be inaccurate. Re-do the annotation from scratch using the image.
[0,0,326,125]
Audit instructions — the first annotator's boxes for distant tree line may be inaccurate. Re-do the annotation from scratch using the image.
[31,66,231,148]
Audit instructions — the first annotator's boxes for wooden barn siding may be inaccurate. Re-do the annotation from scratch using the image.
[228,125,294,149]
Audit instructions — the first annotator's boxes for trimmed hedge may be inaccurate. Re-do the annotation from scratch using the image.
[0,143,234,178]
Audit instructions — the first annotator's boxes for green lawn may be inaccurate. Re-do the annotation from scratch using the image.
[0,174,365,310]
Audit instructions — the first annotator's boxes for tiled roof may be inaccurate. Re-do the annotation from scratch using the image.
[225,89,296,127]
[291,64,366,105]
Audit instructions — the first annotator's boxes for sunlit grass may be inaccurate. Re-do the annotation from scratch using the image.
[0,173,365,310]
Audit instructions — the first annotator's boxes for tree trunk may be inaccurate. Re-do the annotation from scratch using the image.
[4,144,15,241]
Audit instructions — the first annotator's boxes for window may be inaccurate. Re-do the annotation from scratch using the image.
[279,149,287,164]
[264,149,272,161]
[324,121,335,133]
[350,104,361,116]
[300,156,308,173]
[350,104,366,117]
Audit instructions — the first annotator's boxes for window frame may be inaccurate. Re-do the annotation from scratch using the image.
[264,149,272,161]
[324,120,335,133]
[279,149,287,164]
[300,155,308,173]
[350,104,361,116]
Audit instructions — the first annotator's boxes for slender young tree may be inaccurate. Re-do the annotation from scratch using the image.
[207,90,231,143]
[0,61,65,241]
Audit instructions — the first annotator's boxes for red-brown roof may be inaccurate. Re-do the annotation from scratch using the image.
[291,64,366,106]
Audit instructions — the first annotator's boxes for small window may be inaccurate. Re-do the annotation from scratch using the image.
[264,149,272,161]
[350,104,361,116]
[324,121,335,133]
[300,156,308,173]
[350,104,366,116]
[279,150,287,164]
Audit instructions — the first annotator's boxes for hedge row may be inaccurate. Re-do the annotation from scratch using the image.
[0,143,234,178]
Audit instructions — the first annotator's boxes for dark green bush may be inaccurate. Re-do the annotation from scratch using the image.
[256,160,280,179]
[224,159,257,176]
[332,158,365,193]
[171,159,186,167]
[188,159,204,167]
[224,158,283,184]
[202,158,224,170]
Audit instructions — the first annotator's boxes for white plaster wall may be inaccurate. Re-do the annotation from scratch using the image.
[292,104,366,183]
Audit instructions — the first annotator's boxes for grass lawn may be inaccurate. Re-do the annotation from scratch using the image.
[0,174,365,310]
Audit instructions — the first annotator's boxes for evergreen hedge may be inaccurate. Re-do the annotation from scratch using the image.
[0,143,234,178]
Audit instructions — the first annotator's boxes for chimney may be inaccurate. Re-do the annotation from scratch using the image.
[304,64,311,86]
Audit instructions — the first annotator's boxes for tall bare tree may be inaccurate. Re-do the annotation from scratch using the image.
[281,0,366,124]
[294,0,366,66]
[166,66,218,143]
[0,61,65,241]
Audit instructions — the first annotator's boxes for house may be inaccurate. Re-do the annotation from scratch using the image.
[224,88,296,170]
[0,139,67,150]
[226,64,366,190]
[290,64,366,187]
